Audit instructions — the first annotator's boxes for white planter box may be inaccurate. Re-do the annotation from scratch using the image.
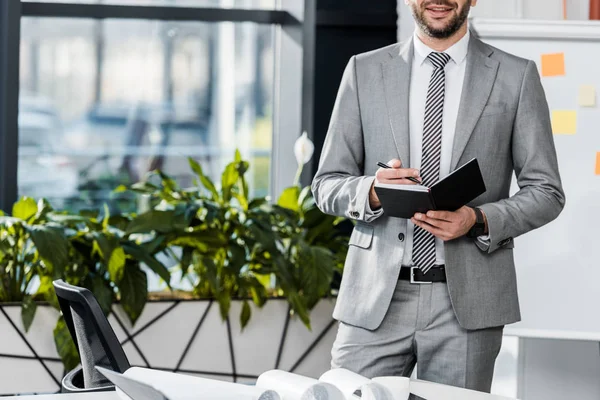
[0,298,337,395]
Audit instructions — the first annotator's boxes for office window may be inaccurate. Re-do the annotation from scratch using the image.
[19,17,274,211]
[21,0,278,10]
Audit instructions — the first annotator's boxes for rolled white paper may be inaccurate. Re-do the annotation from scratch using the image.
[371,377,410,400]
[359,382,395,400]
[257,370,345,400]
[319,368,372,399]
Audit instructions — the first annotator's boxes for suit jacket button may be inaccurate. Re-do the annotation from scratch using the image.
[398,233,405,242]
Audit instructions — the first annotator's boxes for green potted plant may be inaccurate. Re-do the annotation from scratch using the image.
[0,135,350,395]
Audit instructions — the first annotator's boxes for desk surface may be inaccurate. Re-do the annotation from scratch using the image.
[2,393,120,400]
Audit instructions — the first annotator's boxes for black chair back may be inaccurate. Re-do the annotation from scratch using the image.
[53,279,130,390]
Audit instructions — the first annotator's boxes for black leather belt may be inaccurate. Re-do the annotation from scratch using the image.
[399,265,446,284]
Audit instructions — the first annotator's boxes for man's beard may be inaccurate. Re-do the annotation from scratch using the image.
[410,1,471,39]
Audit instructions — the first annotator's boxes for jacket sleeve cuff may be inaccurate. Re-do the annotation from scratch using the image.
[478,203,516,253]
[356,176,384,223]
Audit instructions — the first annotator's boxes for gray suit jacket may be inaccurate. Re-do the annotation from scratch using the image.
[311,37,566,331]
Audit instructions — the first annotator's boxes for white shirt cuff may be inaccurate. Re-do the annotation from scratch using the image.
[475,235,491,251]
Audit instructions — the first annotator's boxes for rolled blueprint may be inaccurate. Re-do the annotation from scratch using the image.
[371,377,410,400]
[256,370,345,400]
[320,369,394,400]
[319,369,371,399]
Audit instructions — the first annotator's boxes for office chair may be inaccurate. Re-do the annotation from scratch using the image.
[53,279,131,392]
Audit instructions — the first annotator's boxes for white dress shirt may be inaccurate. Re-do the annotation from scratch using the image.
[401,31,470,266]
[366,29,489,264]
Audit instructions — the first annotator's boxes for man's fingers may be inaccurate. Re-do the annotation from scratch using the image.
[378,177,420,185]
[387,159,402,168]
[413,213,449,229]
[412,218,450,240]
[425,210,454,222]
[376,168,420,181]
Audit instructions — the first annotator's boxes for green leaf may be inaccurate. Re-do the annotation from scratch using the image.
[278,186,301,212]
[130,181,160,194]
[54,316,80,371]
[249,283,267,307]
[106,214,131,232]
[296,243,335,308]
[36,276,59,309]
[102,204,112,232]
[93,232,116,260]
[122,243,171,289]
[125,210,176,234]
[234,149,242,163]
[158,171,179,194]
[240,300,251,329]
[248,198,268,209]
[12,197,38,221]
[168,230,227,253]
[188,158,219,200]
[254,273,272,289]
[246,220,277,251]
[47,213,91,225]
[233,193,248,212]
[113,185,129,193]
[298,186,314,209]
[227,243,247,273]
[118,264,148,326]
[21,296,37,332]
[32,199,53,223]
[139,235,166,255]
[79,209,100,219]
[90,275,114,316]
[221,163,240,202]
[28,225,68,276]
[287,291,311,330]
[180,247,193,270]
[108,247,126,283]
[217,293,231,322]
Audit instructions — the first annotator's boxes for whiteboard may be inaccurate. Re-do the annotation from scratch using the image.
[473,19,600,341]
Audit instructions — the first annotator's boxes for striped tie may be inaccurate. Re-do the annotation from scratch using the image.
[412,52,451,274]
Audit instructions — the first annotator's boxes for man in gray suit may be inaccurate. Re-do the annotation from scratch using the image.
[312,0,565,394]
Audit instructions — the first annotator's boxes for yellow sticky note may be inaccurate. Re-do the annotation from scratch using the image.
[596,153,600,175]
[541,53,566,77]
[551,110,577,135]
[579,85,596,107]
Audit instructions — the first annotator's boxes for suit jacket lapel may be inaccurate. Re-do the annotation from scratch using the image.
[382,40,413,167]
[450,38,500,170]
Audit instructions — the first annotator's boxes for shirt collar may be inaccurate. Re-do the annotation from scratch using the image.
[412,29,470,67]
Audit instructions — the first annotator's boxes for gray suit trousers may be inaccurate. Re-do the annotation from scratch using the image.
[331,279,504,397]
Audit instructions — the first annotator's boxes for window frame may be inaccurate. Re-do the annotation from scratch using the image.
[0,0,309,211]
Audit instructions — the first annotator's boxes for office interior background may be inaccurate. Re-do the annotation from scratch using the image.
[0,0,598,399]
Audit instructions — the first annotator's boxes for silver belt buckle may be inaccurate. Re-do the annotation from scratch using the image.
[410,266,432,284]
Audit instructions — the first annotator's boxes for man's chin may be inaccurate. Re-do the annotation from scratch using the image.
[423,18,453,32]
[422,20,457,36]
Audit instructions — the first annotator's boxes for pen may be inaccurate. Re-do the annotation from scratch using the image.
[377,162,422,184]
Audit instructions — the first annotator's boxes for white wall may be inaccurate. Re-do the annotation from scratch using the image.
[470,0,590,20]
[395,1,600,399]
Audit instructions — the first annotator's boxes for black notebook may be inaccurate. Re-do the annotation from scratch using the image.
[374,158,486,219]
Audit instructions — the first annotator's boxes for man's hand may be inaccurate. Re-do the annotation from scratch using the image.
[411,206,477,241]
[369,159,421,209]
